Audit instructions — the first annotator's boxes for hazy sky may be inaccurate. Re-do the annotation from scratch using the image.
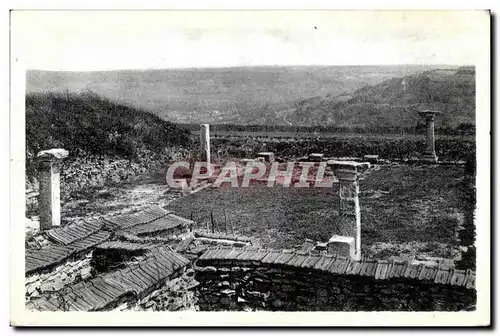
[12,10,488,71]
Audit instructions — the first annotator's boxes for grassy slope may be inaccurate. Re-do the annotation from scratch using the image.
[26,91,191,157]
[25,92,192,182]
[27,65,436,125]
[287,67,475,128]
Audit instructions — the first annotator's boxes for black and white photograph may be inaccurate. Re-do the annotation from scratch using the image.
[9,9,490,327]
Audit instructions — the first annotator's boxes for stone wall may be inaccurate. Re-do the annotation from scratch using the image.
[194,246,476,312]
[109,267,200,312]
[25,252,93,301]
[195,264,476,312]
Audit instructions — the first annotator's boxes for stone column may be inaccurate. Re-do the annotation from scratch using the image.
[329,162,361,260]
[418,110,442,163]
[37,149,69,231]
[199,124,212,176]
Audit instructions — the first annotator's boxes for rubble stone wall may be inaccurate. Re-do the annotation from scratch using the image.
[195,264,476,312]
[25,252,93,301]
[110,268,200,312]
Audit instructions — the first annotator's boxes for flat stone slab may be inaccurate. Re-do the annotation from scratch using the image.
[327,160,371,170]
[313,242,328,251]
[37,148,69,160]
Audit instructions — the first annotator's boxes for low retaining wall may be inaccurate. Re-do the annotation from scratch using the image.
[195,246,476,311]
[25,252,93,301]
[124,268,199,311]
[26,246,191,311]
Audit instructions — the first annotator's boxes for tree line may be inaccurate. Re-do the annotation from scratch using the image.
[180,123,475,136]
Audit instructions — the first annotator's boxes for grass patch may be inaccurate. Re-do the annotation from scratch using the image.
[168,164,471,258]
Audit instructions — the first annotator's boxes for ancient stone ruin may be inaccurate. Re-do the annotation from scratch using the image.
[25,133,476,312]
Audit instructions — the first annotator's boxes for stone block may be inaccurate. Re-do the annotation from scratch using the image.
[314,254,336,271]
[314,242,328,252]
[240,158,256,165]
[374,261,391,280]
[308,153,324,162]
[357,162,371,171]
[344,260,363,276]
[363,155,379,164]
[300,238,316,253]
[256,152,275,163]
[327,235,356,259]
[328,255,350,275]
[359,260,377,277]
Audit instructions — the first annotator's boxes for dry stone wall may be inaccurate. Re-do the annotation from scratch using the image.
[121,268,200,311]
[25,252,93,301]
[195,247,476,311]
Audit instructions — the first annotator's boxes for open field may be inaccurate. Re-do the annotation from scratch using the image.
[168,164,471,260]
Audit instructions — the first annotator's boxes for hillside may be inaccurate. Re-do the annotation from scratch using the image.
[27,65,437,125]
[283,67,475,129]
[26,91,191,160]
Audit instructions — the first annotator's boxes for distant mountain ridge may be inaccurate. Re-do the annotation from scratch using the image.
[280,66,475,128]
[27,65,439,125]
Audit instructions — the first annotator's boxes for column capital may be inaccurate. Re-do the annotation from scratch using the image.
[36,148,69,169]
[327,160,360,181]
[37,148,69,161]
[335,169,358,182]
[417,110,443,121]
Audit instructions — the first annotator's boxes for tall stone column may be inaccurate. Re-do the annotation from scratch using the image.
[418,110,442,163]
[37,149,69,231]
[329,162,361,260]
[199,124,212,176]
